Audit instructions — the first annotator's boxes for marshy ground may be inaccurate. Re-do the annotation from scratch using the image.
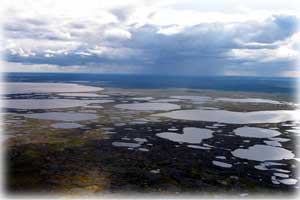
[3,85,299,197]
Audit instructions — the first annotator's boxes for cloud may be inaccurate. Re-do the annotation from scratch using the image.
[104,28,132,39]
[2,0,300,76]
[110,6,136,22]
[241,15,298,43]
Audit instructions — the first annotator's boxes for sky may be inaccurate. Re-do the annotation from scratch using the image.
[1,0,300,76]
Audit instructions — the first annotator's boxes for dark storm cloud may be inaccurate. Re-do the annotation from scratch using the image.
[238,15,298,43]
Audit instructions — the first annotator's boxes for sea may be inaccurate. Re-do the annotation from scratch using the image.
[3,72,298,95]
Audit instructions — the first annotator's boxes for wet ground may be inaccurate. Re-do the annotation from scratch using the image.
[2,83,300,197]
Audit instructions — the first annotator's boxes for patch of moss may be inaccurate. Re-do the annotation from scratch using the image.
[161,176,179,186]
[67,139,86,147]
[23,149,43,158]
[84,185,104,191]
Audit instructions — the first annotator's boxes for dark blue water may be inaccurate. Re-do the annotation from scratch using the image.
[4,72,298,94]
